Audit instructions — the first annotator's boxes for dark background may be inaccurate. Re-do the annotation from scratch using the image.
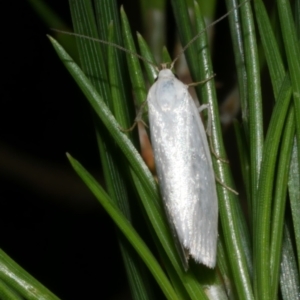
[1,0,238,299]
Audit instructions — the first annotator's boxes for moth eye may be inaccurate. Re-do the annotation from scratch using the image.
[174,74,179,79]
[154,77,158,82]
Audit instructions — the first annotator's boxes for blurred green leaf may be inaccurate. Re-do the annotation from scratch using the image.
[0,250,60,300]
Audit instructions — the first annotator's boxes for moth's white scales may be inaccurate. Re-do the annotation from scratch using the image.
[147,69,218,268]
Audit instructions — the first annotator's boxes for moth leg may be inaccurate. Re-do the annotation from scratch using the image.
[120,100,148,132]
[198,104,229,163]
[215,176,239,195]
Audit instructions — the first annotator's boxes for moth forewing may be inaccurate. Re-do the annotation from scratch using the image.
[147,69,218,268]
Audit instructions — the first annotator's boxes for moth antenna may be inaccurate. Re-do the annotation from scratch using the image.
[172,1,248,67]
[50,28,158,69]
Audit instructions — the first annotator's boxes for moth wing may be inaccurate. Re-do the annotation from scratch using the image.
[147,80,189,270]
[186,98,218,268]
[148,75,218,268]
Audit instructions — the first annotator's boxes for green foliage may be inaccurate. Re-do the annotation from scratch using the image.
[2,0,300,299]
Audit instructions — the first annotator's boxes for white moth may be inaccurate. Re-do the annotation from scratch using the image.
[53,4,242,270]
[147,67,218,269]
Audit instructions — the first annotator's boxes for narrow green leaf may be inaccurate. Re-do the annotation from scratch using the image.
[253,0,285,95]
[270,106,295,299]
[290,1,300,271]
[94,0,123,45]
[67,154,178,300]
[238,0,264,223]
[193,3,253,300]
[253,1,297,298]
[161,47,172,67]
[0,278,24,300]
[217,231,239,300]
[107,23,135,130]
[107,23,156,300]
[195,0,217,20]
[120,7,148,106]
[279,225,300,300]
[48,36,158,217]
[69,0,127,219]
[255,75,292,300]
[0,250,60,300]
[67,4,155,299]
[277,0,300,204]
[224,0,248,135]
[170,0,198,83]
[233,121,251,206]
[137,32,158,82]
[288,140,300,273]
[69,0,110,97]
[278,0,300,271]
[139,0,167,63]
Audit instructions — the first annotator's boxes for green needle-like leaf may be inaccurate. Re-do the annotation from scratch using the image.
[270,106,295,299]
[225,0,248,134]
[0,250,60,300]
[277,0,300,175]
[277,0,300,276]
[67,154,178,300]
[193,3,253,300]
[255,75,292,300]
[0,278,23,300]
[239,0,263,222]
[288,140,300,273]
[280,225,300,299]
